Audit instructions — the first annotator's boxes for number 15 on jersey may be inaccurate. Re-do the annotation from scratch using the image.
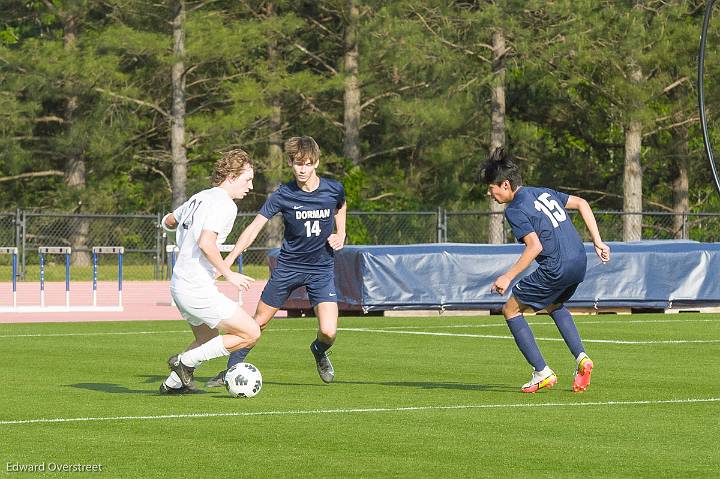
[534,192,567,228]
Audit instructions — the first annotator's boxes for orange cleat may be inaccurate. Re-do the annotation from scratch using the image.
[572,356,594,392]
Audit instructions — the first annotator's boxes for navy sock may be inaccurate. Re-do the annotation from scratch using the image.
[226,348,251,370]
[311,338,332,357]
[550,306,585,358]
[506,315,546,371]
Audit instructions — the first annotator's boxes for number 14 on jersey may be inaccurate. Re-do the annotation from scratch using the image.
[304,220,321,237]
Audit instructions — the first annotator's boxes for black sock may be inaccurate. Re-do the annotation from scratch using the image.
[311,338,332,357]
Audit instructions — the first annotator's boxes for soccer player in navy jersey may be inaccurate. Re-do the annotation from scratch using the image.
[206,136,346,386]
[483,147,611,393]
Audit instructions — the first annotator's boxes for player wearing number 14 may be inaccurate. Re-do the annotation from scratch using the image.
[483,147,611,394]
[205,136,346,387]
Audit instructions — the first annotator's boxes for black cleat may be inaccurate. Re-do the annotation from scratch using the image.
[159,382,198,395]
[167,354,195,388]
[310,343,335,383]
[205,369,227,388]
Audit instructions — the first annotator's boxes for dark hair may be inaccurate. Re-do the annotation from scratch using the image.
[482,147,523,189]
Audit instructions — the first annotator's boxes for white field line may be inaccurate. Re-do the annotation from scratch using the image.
[370,318,720,330]
[0,328,323,338]
[0,330,191,338]
[1,397,717,426]
[0,316,719,339]
[340,327,720,344]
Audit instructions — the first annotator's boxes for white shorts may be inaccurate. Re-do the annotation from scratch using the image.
[170,287,238,329]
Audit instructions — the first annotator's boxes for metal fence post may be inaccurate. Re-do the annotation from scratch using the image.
[437,207,447,243]
[436,207,440,243]
[20,210,27,280]
[155,212,162,280]
[15,208,21,281]
[442,208,447,242]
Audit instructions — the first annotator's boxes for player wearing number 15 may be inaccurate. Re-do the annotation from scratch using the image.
[206,136,347,386]
[483,147,611,394]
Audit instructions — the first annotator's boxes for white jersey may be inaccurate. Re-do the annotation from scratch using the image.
[170,187,237,291]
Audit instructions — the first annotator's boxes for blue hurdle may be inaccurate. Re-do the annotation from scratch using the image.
[0,245,125,313]
[92,246,124,308]
[39,246,71,308]
[0,247,18,308]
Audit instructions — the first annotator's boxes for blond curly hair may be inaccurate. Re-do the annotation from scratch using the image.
[211,149,253,186]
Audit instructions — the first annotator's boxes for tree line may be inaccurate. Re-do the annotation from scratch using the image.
[1,0,719,246]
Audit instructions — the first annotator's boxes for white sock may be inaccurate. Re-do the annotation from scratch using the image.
[164,371,183,389]
[180,336,230,368]
[576,352,589,364]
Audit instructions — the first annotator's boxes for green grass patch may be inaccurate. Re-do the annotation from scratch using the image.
[1,313,718,477]
[0,263,270,282]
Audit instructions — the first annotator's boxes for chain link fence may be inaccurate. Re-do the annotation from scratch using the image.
[2,209,720,281]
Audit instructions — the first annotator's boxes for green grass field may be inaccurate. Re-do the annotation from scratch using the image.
[2,313,719,478]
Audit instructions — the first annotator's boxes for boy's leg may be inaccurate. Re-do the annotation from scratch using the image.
[205,268,294,388]
[503,296,547,371]
[547,304,585,358]
[311,301,338,383]
[306,271,339,383]
[547,303,594,392]
[205,265,295,387]
[228,300,277,367]
[503,296,556,392]
[206,300,279,387]
[170,306,261,388]
[162,324,218,393]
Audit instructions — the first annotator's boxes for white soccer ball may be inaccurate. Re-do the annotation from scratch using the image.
[225,362,262,398]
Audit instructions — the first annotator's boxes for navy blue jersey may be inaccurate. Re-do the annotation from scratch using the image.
[260,177,345,272]
[505,186,585,278]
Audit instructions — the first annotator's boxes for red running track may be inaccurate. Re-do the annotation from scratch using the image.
[0,281,286,323]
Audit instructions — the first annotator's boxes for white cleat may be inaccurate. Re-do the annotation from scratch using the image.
[521,366,557,393]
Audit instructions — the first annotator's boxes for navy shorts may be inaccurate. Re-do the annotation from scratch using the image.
[261,267,337,309]
[512,265,585,311]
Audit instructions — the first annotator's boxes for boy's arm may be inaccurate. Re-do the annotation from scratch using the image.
[327,201,347,251]
[565,195,610,263]
[491,232,543,295]
[198,229,233,278]
[198,229,252,290]
[223,214,269,266]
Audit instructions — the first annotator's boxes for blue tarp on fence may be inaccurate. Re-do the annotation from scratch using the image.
[268,241,720,312]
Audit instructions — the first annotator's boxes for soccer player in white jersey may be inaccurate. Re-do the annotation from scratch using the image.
[159,149,259,394]
[204,136,346,387]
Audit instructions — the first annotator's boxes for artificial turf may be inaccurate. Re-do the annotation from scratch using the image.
[1,313,718,478]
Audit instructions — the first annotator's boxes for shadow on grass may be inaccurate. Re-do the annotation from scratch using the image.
[67,383,166,395]
[69,376,215,395]
[269,379,516,392]
[137,374,221,384]
[69,376,517,395]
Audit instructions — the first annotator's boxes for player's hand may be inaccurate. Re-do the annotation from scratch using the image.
[225,272,254,291]
[327,233,345,251]
[214,258,237,279]
[161,213,177,232]
[491,274,511,295]
[594,241,610,264]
